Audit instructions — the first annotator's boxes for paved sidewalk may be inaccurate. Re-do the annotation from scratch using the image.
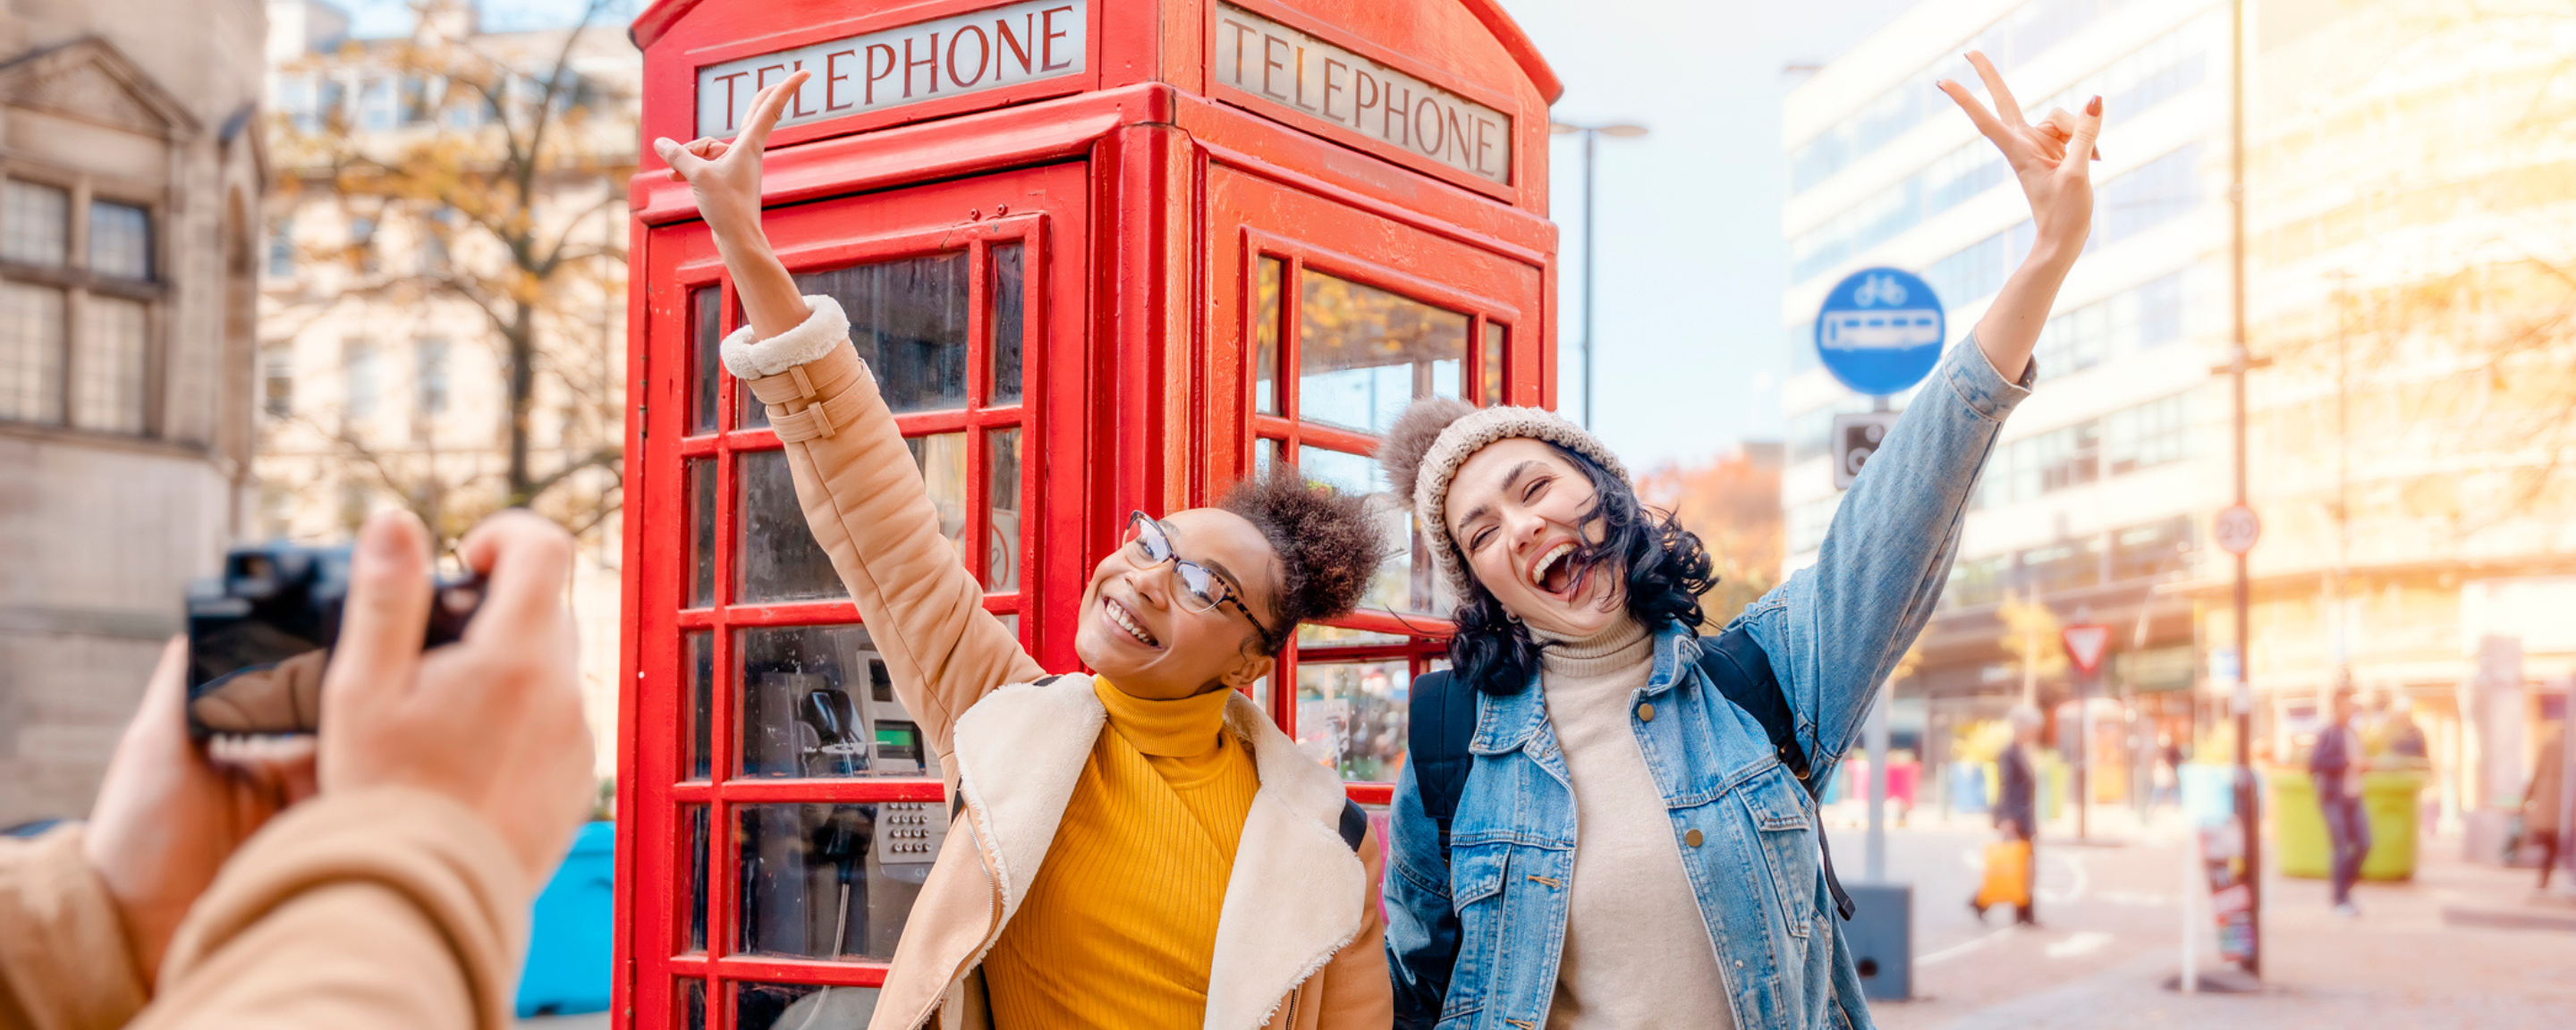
[1866,819,2576,1030]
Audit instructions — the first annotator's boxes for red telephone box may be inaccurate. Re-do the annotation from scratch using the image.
[617,2,1560,1025]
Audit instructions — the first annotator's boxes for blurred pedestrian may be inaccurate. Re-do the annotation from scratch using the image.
[2311,688,2373,916]
[2384,697,2428,760]
[2522,723,2564,891]
[0,509,595,1030]
[1976,705,2044,925]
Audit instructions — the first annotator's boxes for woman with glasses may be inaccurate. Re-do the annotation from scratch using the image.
[654,72,1395,1030]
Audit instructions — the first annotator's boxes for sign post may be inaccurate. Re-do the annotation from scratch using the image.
[2063,622,2110,841]
[1817,266,1943,1001]
[2213,502,2261,981]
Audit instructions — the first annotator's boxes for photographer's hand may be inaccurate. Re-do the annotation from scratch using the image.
[318,508,595,896]
[84,638,318,984]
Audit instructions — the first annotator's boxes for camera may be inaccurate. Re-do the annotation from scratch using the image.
[185,543,485,738]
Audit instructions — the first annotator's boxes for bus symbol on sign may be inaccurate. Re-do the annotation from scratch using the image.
[1815,266,1945,396]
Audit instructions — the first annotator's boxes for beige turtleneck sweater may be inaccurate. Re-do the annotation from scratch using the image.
[1536,616,1736,1030]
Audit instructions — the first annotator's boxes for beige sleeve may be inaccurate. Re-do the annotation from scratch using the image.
[1309,826,1394,1030]
[736,299,1047,760]
[128,787,528,1030]
[0,826,148,1030]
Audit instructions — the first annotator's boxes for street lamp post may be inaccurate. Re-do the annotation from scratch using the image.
[1550,120,1647,429]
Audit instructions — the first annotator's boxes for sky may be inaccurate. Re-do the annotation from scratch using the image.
[1498,0,1926,471]
[343,0,1926,472]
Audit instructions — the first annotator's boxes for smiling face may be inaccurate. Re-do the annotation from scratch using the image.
[1445,437,1626,638]
[1072,507,1282,701]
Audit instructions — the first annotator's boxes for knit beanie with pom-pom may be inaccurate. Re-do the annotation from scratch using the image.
[1375,398,1630,598]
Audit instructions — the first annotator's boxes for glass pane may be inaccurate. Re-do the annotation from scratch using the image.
[1298,270,1465,435]
[88,200,151,281]
[1299,623,1407,647]
[985,426,1021,591]
[994,612,1020,642]
[1254,437,1281,478]
[690,286,720,435]
[682,804,708,952]
[738,624,937,780]
[684,630,713,780]
[74,295,148,435]
[737,450,847,604]
[798,252,970,414]
[1295,449,1447,617]
[906,433,969,561]
[0,281,64,424]
[3,181,67,267]
[1482,322,1505,405]
[736,983,880,1030]
[687,458,715,607]
[1295,659,1411,781]
[678,979,705,1030]
[1296,444,1387,495]
[736,804,945,961]
[990,243,1024,406]
[1254,257,1284,414]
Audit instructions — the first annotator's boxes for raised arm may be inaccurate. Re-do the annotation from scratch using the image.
[656,73,1044,758]
[1732,55,2095,773]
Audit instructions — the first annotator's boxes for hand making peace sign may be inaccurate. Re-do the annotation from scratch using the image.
[652,69,812,243]
[1938,51,2101,261]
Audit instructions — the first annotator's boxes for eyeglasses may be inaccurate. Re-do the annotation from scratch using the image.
[1119,511,1278,646]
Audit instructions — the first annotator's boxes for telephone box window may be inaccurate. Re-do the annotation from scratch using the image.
[989,243,1025,405]
[1297,270,1465,435]
[678,980,705,1030]
[684,630,713,780]
[682,804,708,950]
[796,253,970,416]
[1482,322,1506,405]
[986,426,1023,591]
[1296,658,1412,781]
[1254,257,1284,414]
[734,983,878,1030]
[687,459,716,607]
[736,450,848,604]
[737,624,925,780]
[690,286,721,435]
[736,804,939,961]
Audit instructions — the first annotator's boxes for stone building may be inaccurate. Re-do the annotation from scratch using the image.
[0,0,267,825]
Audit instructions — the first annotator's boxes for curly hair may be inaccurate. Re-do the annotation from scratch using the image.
[1220,467,1385,655]
[1446,442,1717,695]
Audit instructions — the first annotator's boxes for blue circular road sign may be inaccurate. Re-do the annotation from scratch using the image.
[1815,266,1945,396]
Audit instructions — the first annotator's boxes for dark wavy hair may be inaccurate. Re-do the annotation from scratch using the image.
[1446,443,1716,695]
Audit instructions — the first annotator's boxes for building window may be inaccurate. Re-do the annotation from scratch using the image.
[90,201,153,282]
[415,338,448,417]
[75,295,148,434]
[263,346,292,418]
[2102,393,2190,474]
[4,182,69,267]
[268,218,295,278]
[2110,515,2193,582]
[0,281,64,424]
[345,340,379,420]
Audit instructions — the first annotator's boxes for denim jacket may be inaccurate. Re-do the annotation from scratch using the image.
[1385,339,2034,1030]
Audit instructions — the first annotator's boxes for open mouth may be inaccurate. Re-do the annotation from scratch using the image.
[1529,541,1587,600]
[1104,597,1162,648]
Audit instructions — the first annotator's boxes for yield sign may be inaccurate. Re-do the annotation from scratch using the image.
[2062,623,2112,676]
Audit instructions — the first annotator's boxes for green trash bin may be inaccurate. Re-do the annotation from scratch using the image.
[2268,768,2424,881]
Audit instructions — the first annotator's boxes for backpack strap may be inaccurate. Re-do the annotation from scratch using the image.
[1405,668,1479,857]
[1338,799,1369,852]
[1696,628,1858,922]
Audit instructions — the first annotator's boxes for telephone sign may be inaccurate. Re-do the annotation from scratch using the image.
[1816,266,1945,397]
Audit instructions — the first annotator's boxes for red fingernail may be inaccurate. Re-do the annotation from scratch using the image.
[2086,96,2102,116]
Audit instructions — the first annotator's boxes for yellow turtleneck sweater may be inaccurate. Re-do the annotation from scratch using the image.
[981,678,1263,1029]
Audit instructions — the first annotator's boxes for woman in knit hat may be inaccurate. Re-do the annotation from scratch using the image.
[1377,54,2097,1030]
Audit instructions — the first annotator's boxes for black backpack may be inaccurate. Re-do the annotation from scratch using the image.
[1406,625,1856,920]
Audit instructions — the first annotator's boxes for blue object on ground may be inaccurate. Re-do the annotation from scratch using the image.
[1949,762,1988,815]
[517,821,614,1017]
[2180,764,2238,828]
[1843,882,1913,1000]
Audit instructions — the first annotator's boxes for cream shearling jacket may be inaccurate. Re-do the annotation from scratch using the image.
[724,296,1393,1030]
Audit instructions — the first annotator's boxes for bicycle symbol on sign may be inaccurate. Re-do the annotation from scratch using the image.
[1852,273,1909,308]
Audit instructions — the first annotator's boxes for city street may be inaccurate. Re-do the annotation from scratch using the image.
[1829,806,2576,1029]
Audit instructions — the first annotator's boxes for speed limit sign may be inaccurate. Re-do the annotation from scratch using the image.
[2215,504,2260,555]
